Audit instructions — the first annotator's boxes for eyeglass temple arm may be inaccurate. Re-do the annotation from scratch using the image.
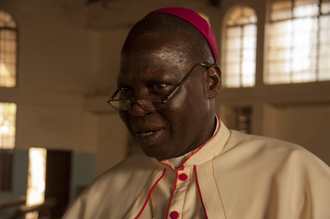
[164,63,212,101]
[110,88,121,100]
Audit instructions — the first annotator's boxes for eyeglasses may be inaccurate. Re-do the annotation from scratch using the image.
[107,62,213,111]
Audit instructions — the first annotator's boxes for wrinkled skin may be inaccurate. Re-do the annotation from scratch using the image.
[118,36,221,160]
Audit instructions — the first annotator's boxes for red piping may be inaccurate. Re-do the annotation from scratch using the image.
[130,167,157,207]
[160,161,175,171]
[180,171,192,219]
[194,165,208,219]
[135,169,166,219]
[166,169,179,218]
[182,114,221,167]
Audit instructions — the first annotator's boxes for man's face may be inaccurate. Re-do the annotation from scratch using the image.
[117,36,215,160]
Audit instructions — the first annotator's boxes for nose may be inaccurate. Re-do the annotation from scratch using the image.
[129,102,149,117]
[128,88,157,116]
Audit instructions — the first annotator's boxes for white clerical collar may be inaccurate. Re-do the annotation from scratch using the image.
[163,115,220,169]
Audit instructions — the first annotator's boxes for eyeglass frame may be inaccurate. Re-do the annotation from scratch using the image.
[107,62,215,111]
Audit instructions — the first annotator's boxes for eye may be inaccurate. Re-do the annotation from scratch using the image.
[151,83,168,90]
[120,87,132,93]
[118,87,133,99]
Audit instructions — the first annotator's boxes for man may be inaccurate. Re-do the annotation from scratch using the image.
[62,7,330,219]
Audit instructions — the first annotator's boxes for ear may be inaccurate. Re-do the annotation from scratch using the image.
[204,64,222,99]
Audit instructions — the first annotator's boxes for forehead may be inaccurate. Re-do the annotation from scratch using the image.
[118,37,192,84]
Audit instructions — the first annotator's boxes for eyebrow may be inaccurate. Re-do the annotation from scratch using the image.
[117,69,180,86]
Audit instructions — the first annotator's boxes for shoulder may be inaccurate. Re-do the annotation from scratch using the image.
[226,130,311,156]
[62,151,155,219]
[99,151,154,177]
[221,130,330,173]
[90,151,155,190]
[227,130,301,150]
[210,130,330,218]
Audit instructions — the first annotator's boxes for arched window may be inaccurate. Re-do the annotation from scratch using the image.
[224,6,257,88]
[0,10,17,87]
[265,0,330,84]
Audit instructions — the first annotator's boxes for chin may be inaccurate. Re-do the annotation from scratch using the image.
[140,145,175,160]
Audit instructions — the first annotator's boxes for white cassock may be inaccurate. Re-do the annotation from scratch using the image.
[62,115,330,219]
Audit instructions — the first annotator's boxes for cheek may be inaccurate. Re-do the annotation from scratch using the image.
[162,89,197,131]
[168,88,189,110]
[163,89,192,126]
[167,82,205,113]
[168,85,208,129]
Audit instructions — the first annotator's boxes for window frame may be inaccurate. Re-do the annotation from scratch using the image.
[264,0,330,84]
[0,10,18,88]
[222,6,258,88]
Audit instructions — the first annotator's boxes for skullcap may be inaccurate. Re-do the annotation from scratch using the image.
[147,7,218,62]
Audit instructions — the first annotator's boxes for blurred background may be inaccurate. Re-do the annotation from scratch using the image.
[0,0,329,218]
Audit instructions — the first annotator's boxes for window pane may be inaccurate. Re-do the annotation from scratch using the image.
[242,61,256,87]
[268,61,291,74]
[318,54,330,67]
[0,103,16,149]
[268,34,290,48]
[320,15,330,30]
[243,24,257,35]
[225,63,240,74]
[292,69,317,82]
[271,1,293,21]
[321,1,330,13]
[227,26,242,37]
[319,16,330,44]
[227,6,257,26]
[268,49,289,60]
[242,61,256,73]
[243,25,257,49]
[265,72,291,84]
[319,68,330,80]
[242,36,256,49]
[242,75,255,87]
[294,4,319,17]
[292,17,318,34]
[226,37,242,49]
[225,63,240,88]
[226,49,241,62]
[225,74,241,88]
[292,46,317,64]
[269,20,290,35]
[242,49,256,61]
[319,15,330,81]
[318,54,330,81]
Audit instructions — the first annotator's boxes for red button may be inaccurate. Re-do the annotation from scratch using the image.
[179,173,188,181]
[170,211,179,219]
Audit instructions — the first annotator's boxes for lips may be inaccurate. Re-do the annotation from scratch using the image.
[137,128,164,137]
[133,126,165,147]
